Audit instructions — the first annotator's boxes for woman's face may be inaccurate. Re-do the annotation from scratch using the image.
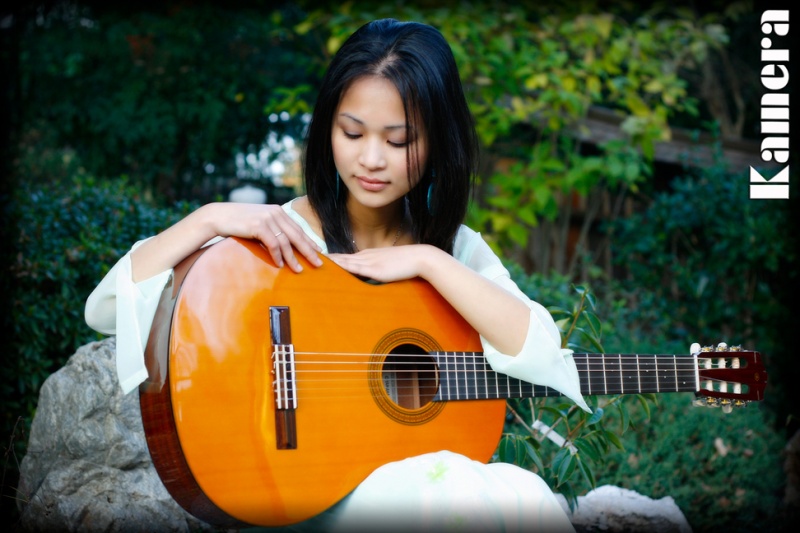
[331,75,428,210]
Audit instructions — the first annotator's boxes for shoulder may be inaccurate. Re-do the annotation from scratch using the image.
[282,196,327,251]
[453,225,509,279]
[283,196,323,235]
[452,225,492,262]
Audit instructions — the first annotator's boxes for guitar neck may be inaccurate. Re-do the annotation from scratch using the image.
[432,352,699,401]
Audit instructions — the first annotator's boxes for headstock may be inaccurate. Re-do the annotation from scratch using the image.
[692,343,767,412]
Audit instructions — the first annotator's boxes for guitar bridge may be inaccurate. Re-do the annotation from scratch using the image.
[270,306,297,449]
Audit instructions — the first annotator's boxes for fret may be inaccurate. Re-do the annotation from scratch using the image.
[656,355,678,393]
[587,353,606,395]
[496,371,510,399]
[492,358,500,399]
[481,353,490,399]
[471,352,488,399]
[575,353,590,395]
[635,354,642,393]
[442,352,452,401]
[603,353,622,395]
[676,355,699,392]
[620,353,639,395]
[463,352,473,399]
[638,354,658,393]
[454,352,465,400]
[673,355,679,393]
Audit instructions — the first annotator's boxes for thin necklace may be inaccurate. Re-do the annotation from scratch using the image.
[351,220,404,252]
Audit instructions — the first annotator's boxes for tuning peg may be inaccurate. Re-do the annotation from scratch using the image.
[717,342,728,352]
[693,395,720,408]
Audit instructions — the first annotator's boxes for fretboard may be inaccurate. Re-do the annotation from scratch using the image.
[431,351,699,402]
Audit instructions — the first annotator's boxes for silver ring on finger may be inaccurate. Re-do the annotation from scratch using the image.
[274,231,283,238]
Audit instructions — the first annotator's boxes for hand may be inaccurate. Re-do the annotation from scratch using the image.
[207,202,323,273]
[328,245,435,283]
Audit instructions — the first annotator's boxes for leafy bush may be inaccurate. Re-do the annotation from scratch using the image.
[3,168,196,442]
[493,276,657,509]
[607,159,793,354]
[595,160,794,531]
[598,393,785,533]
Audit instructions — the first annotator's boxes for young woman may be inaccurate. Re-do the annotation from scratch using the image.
[86,18,587,532]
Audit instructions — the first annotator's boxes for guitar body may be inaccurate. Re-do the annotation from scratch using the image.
[140,237,506,527]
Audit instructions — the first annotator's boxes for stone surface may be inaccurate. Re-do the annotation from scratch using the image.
[556,485,692,533]
[16,337,211,532]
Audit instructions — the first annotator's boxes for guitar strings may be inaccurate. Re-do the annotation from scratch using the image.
[268,362,741,402]
[263,350,750,401]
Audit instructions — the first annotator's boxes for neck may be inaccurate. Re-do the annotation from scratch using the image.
[346,197,406,249]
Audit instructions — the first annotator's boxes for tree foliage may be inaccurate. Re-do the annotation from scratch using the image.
[18,0,319,200]
[2,141,197,451]
[289,0,736,276]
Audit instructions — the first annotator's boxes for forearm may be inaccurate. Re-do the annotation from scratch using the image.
[130,204,218,282]
[416,246,530,356]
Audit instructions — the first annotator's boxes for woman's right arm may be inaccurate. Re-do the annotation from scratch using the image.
[131,202,323,281]
[85,200,323,394]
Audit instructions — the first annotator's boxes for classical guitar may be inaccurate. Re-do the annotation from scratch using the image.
[139,237,767,528]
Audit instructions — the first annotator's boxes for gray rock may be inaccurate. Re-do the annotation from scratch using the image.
[16,337,212,532]
[557,484,692,533]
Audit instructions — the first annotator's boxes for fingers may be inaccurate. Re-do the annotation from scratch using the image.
[261,221,323,273]
[212,202,322,273]
[328,247,421,283]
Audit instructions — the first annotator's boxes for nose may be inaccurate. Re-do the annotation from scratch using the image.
[358,136,387,170]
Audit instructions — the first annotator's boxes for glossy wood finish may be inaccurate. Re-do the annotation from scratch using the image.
[140,237,505,527]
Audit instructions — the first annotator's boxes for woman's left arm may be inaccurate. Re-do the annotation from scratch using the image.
[330,244,529,356]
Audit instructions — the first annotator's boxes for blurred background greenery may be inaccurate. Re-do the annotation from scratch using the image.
[1,0,797,531]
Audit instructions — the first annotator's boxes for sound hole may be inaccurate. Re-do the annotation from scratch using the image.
[381,344,438,409]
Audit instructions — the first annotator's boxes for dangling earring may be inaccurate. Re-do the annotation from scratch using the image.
[427,169,436,215]
[336,170,340,199]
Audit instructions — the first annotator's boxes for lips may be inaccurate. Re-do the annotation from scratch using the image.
[356,176,389,192]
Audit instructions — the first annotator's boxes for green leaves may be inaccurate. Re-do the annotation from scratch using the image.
[3,169,198,449]
[20,3,319,200]
[499,281,656,509]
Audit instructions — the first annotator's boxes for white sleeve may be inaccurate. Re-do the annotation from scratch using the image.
[454,228,590,412]
[85,238,173,394]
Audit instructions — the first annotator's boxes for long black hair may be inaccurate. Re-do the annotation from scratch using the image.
[303,18,478,254]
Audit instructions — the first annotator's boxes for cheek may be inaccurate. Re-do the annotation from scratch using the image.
[330,134,349,165]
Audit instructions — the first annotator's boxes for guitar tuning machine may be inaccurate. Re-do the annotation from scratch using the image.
[693,396,720,407]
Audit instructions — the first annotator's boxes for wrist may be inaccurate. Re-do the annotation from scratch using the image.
[415,244,456,282]
[194,202,226,240]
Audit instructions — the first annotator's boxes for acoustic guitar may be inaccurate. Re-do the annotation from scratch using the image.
[139,237,767,528]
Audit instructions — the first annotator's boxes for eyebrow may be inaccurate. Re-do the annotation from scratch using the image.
[338,112,410,131]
